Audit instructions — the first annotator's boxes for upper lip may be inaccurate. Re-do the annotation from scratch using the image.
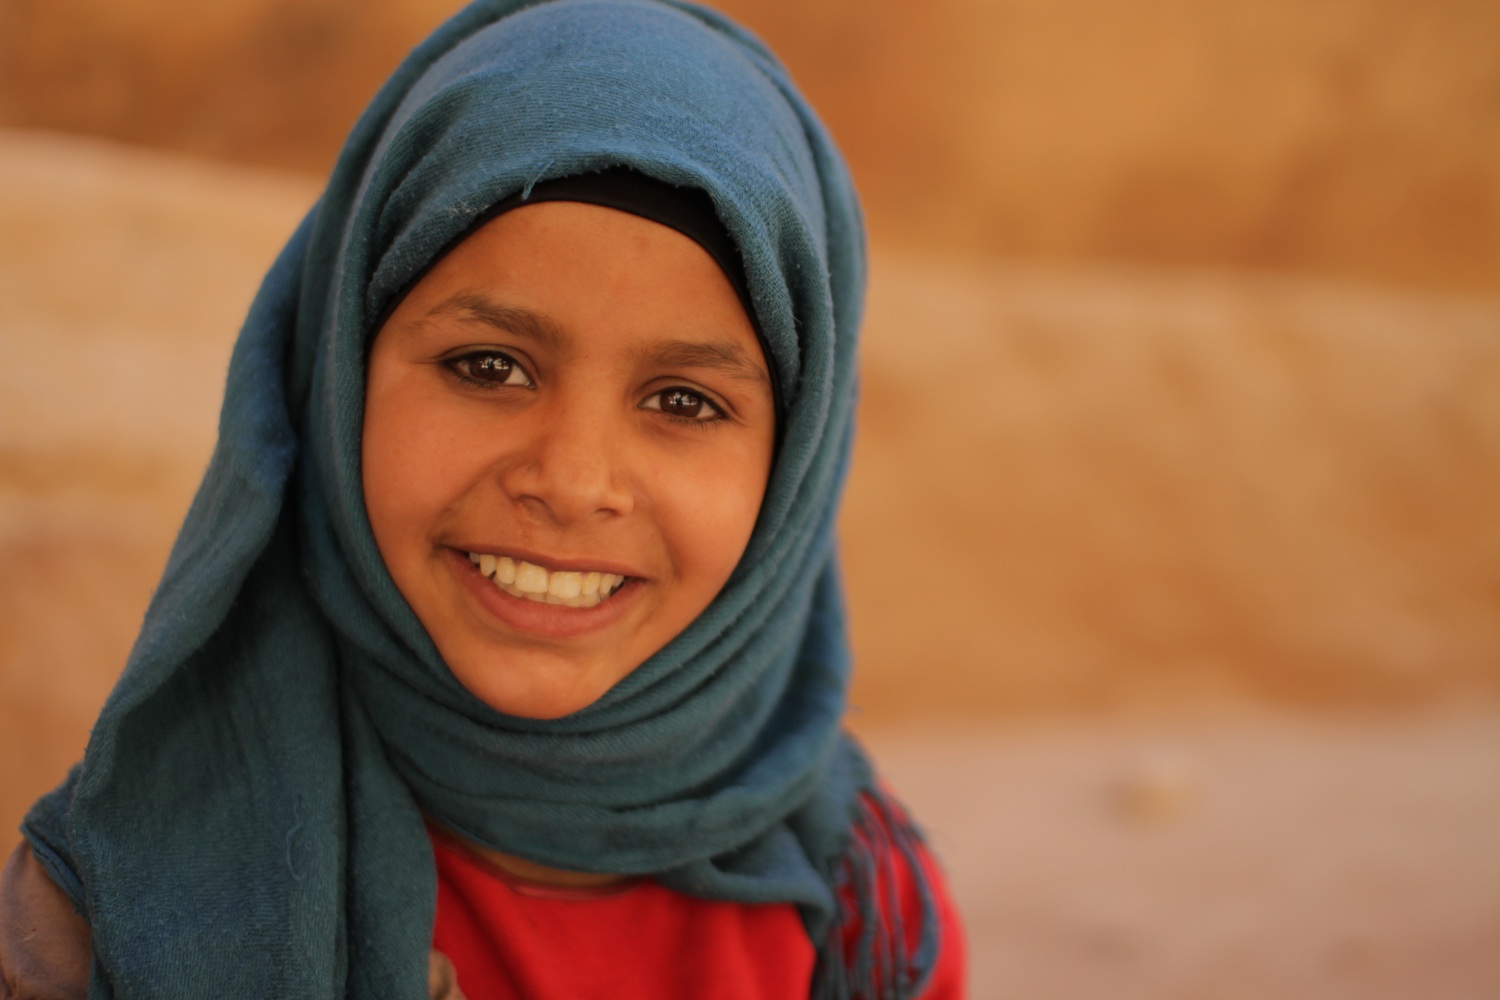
[449,544,644,579]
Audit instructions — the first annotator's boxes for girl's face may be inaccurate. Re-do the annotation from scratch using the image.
[363,202,776,719]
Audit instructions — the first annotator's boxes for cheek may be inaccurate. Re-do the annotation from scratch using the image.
[361,372,461,554]
[362,385,410,542]
[659,447,771,592]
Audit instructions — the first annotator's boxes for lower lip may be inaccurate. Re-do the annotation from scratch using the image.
[444,548,641,640]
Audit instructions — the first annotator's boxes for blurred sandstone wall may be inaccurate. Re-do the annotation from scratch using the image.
[2,0,1496,292]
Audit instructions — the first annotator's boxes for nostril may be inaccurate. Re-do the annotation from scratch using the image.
[498,447,633,523]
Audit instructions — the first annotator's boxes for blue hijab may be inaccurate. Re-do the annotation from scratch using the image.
[24,1,936,995]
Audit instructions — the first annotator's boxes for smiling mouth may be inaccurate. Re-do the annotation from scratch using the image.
[465,552,628,608]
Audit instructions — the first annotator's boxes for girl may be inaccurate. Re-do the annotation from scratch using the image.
[1,0,964,996]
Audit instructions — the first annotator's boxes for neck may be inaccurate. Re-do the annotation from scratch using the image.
[433,822,632,889]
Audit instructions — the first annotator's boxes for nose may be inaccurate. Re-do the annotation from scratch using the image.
[497,400,635,525]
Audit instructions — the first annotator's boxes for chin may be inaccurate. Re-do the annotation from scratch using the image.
[445,650,616,720]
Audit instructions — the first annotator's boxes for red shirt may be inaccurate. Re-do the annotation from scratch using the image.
[430,818,965,999]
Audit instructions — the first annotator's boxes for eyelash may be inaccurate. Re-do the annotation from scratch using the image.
[441,350,728,426]
[443,349,535,389]
[639,387,727,427]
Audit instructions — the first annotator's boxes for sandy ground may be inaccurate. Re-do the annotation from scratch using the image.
[861,707,1500,999]
[2,130,1499,996]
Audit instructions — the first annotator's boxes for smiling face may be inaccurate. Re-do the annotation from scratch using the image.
[362,201,776,719]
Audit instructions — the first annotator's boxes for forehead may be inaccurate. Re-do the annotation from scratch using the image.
[384,201,767,370]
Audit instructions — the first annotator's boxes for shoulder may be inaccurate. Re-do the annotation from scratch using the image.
[838,792,967,999]
[1,842,468,1000]
[0,841,89,1000]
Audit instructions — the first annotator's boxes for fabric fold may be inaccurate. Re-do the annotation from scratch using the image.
[23,1,937,996]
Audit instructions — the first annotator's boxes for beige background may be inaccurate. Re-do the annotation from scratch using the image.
[1,1,1497,995]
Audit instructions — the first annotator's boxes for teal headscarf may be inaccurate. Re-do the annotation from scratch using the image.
[24,0,937,995]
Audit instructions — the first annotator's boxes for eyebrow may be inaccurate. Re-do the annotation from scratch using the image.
[425,293,569,352]
[633,340,771,387]
[427,292,769,387]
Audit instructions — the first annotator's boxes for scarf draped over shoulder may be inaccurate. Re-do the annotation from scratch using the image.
[23,1,938,995]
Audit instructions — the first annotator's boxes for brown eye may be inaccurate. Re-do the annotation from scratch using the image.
[641,387,724,423]
[446,350,533,388]
[663,389,704,417]
[472,353,516,383]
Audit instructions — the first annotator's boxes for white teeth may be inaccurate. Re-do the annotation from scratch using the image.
[466,553,627,608]
[514,561,549,594]
[549,571,582,599]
